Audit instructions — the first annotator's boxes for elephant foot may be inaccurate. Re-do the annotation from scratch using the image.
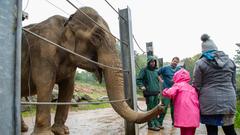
[21,119,29,132]
[52,124,69,135]
[31,127,54,135]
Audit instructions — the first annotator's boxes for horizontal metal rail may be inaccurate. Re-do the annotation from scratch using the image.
[21,98,129,105]
[23,28,128,72]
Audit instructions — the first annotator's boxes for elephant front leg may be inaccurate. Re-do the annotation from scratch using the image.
[32,84,54,135]
[52,76,74,135]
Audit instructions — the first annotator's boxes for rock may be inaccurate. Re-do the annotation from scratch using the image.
[81,94,93,101]
[97,96,108,101]
[71,99,78,107]
[51,90,58,102]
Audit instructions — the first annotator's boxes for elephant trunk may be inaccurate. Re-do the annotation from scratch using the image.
[103,67,163,123]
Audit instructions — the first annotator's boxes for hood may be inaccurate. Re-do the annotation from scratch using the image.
[173,68,190,83]
[204,51,229,69]
[147,56,157,69]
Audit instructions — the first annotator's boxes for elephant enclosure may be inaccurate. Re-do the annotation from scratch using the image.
[21,100,238,135]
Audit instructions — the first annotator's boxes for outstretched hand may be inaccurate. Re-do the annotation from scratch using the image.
[158,104,165,113]
[140,86,146,90]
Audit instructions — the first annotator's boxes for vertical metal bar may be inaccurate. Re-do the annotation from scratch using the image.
[119,7,139,135]
[146,42,153,57]
[0,0,22,134]
[15,0,22,134]
[158,58,163,68]
[158,58,163,93]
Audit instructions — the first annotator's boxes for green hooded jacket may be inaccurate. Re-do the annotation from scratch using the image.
[136,56,160,93]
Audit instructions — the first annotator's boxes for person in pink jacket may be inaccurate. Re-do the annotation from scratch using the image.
[162,68,200,135]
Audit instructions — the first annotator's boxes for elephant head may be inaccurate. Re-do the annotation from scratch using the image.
[62,7,163,123]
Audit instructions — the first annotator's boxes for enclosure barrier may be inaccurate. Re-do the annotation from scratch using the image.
[20,0,149,135]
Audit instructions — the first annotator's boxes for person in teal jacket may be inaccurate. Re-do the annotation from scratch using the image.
[158,57,180,129]
[137,56,161,131]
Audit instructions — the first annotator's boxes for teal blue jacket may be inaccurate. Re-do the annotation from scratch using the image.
[158,65,181,89]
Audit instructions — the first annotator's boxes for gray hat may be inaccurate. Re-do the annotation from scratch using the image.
[201,34,218,52]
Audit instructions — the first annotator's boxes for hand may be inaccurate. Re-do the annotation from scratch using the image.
[158,76,164,83]
[140,86,146,90]
[158,104,165,113]
[160,79,164,83]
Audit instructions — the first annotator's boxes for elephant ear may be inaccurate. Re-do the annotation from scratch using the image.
[61,25,76,51]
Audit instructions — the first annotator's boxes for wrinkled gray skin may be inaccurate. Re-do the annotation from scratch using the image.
[21,7,163,135]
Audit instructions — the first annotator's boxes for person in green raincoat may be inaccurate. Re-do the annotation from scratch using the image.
[137,56,161,131]
[157,57,180,129]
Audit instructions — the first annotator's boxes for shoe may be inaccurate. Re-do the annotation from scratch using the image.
[158,125,164,129]
[148,126,160,131]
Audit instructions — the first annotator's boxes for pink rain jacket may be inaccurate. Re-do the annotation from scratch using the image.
[162,68,200,128]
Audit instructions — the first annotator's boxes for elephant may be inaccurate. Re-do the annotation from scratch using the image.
[21,7,164,135]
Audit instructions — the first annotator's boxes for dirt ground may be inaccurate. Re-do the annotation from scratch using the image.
[22,101,240,135]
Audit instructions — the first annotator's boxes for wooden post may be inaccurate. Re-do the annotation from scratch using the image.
[158,58,163,68]
[0,0,22,134]
[119,7,139,135]
[146,42,153,57]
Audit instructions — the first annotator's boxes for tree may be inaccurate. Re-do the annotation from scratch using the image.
[75,70,104,85]
[234,47,240,99]
[182,54,201,79]
[234,48,240,69]
[135,53,147,76]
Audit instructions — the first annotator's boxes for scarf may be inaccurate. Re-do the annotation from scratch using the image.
[201,50,217,60]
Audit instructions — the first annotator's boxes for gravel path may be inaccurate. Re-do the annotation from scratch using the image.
[21,101,240,135]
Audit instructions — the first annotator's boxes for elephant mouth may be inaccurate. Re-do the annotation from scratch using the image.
[77,64,103,83]
[94,67,103,83]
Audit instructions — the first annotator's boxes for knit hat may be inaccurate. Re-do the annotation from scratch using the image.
[201,34,218,52]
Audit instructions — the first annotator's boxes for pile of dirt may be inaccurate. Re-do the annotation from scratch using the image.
[21,83,108,111]
[74,83,106,95]
[74,84,94,93]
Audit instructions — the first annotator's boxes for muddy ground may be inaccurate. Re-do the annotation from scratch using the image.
[22,101,240,135]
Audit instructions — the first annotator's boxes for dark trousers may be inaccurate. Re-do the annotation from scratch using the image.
[158,97,174,125]
[146,95,160,127]
[180,127,196,135]
[205,124,237,135]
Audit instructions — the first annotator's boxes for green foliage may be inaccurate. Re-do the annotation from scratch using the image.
[22,106,36,117]
[73,104,111,111]
[233,48,240,99]
[236,74,240,100]
[231,47,240,126]
[116,40,121,57]
[135,53,147,76]
[234,49,240,68]
[75,70,105,86]
[75,71,96,83]
[235,101,240,128]
[163,62,170,66]
[182,54,201,79]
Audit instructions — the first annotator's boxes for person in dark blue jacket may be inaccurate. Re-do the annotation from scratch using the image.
[158,57,180,129]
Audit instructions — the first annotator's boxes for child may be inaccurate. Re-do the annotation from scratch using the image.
[162,68,200,135]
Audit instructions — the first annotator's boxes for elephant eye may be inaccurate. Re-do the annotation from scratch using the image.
[91,29,105,44]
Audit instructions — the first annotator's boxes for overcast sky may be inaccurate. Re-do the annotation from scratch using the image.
[22,0,240,62]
